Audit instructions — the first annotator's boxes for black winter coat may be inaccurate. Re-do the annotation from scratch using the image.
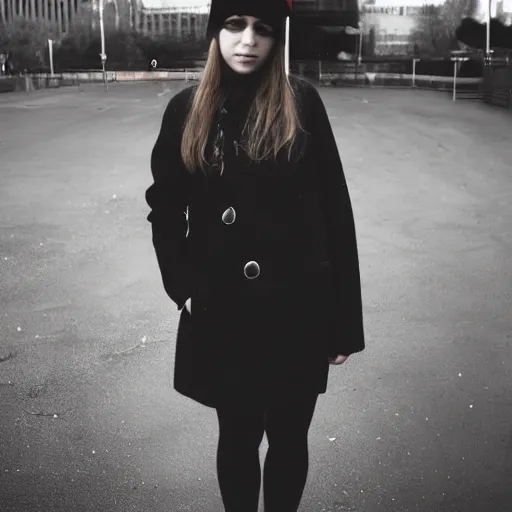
[146,76,365,408]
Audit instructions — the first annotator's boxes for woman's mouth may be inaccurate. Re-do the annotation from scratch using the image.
[235,55,258,64]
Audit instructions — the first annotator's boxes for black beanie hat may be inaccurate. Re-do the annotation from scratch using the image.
[206,0,293,44]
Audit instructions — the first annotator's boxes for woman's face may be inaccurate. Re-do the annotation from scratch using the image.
[218,15,276,75]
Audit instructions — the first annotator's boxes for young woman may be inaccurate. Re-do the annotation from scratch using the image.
[146,1,365,510]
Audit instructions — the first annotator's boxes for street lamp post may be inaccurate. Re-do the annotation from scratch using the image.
[99,0,108,91]
[48,39,54,76]
[486,0,491,58]
[356,21,363,84]
[358,21,363,66]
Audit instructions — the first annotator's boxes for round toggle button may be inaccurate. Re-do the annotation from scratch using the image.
[222,207,236,225]
[244,261,260,280]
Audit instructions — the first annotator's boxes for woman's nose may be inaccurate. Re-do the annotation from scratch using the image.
[241,27,256,45]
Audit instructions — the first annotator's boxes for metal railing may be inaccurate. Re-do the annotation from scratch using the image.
[6,58,511,111]
[290,59,483,101]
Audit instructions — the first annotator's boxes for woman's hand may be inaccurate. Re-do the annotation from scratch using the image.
[185,297,192,314]
[328,354,349,365]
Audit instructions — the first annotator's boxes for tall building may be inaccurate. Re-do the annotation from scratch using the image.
[293,0,359,26]
[495,0,512,24]
[0,0,209,40]
[362,1,512,56]
[475,0,512,24]
[291,0,360,58]
[89,0,136,32]
[0,0,92,34]
[134,1,209,39]
[362,5,421,55]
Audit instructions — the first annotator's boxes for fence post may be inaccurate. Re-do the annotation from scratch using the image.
[412,58,418,87]
[453,59,457,101]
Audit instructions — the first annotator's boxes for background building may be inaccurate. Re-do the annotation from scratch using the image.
[362,5,421,56]
[0,0,92,34]
[0,0,209,40]
[475,0,512,23]
[291,0,360,58]
[494,0,512,24]
[2,0,511,42]
[133,1,209,39]
[89,0,136,32]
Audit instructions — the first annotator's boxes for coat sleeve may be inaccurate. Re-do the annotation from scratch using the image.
[307,84,365,356]
[145,94,194,311]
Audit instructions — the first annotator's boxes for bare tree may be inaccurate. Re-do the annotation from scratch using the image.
[410,0,478,57]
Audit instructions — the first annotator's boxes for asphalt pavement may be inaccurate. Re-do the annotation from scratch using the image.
[0,81,511,512]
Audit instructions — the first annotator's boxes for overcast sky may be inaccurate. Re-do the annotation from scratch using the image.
[140,0,511,17]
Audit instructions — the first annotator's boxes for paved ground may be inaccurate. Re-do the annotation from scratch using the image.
[0,81,511,512]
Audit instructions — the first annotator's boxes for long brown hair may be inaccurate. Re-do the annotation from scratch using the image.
[181,37,307,174]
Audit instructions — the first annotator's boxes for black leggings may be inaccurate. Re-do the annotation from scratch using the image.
[215,393,319,512]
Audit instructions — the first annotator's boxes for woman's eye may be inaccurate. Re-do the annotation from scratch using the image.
[224,19,245,30]
[255,25,274,36]
[224,19,274,37]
